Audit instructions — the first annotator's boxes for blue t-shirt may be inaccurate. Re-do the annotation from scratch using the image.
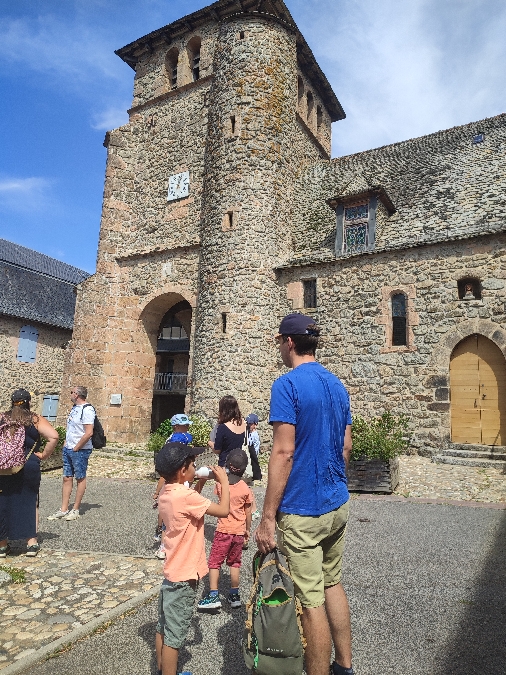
[269,361,352,516]
[167,432,193,445]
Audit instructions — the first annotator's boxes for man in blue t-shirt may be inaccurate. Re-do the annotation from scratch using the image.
[255,314,354,675]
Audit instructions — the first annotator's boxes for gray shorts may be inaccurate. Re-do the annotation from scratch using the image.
[156,579,197,649]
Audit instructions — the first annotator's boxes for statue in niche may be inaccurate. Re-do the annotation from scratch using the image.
[463,283,476,300]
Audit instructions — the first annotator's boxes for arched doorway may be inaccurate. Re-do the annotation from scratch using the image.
[151,300,192,431]
[450,334,506,445]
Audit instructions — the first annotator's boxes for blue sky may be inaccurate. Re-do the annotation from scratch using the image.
[1,0,505,273]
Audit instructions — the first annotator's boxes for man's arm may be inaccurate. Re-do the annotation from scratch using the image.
[73,424,93,452]
[254,422,295,553]
[343,424,352,472]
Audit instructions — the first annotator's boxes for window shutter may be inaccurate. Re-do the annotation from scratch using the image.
[17,325,39,363]
[42,395,59,422]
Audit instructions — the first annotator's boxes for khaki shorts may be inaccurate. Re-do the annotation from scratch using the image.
[277,500,349,609]
[156,579,196,648]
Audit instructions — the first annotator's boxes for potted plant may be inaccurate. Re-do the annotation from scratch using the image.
[40,426,66,471]
[347,412,410,493]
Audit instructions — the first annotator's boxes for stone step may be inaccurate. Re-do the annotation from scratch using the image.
[432,454,506,469]
[437,448,506,461]
[447,443,506,455]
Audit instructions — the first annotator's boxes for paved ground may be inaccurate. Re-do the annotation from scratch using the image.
[1,475,503,675]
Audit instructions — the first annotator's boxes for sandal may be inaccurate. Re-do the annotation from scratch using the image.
[25,543,40,557]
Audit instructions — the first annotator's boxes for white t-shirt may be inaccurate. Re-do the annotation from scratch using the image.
[66,404,96,450]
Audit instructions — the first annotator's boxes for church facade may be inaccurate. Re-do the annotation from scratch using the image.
[60,0,506,454]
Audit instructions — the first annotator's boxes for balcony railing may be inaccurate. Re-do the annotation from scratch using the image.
[153,372,188,393]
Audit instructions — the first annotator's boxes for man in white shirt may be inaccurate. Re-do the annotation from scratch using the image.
[47,386,95,521]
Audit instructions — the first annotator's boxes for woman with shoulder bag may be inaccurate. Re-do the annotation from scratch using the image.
[0,389,59,557]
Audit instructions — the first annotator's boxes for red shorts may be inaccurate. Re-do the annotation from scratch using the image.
[208,531,244,569]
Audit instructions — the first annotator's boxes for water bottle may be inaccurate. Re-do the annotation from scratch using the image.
[195,466,215,479]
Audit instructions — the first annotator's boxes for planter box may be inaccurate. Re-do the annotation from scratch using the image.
[41,449,63,472]
[347,457,399,493]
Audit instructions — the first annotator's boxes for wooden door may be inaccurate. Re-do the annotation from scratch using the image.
[450,335,506,445]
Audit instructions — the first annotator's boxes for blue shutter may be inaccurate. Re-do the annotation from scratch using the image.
[42,395,59,422]
[17,325,39,363]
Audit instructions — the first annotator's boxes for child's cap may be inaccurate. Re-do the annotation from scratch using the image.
[246,413,259,425]
[226,448,248,484]
[170,413,193,426]
[155,442,205,476]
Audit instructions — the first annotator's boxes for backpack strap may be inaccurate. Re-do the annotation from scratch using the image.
[80,403,95,421]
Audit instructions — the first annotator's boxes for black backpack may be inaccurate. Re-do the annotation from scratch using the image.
[81,404,107,449]
[243,548,306,674]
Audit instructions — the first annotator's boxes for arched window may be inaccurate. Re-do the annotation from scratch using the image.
[187,36,201,82]
[458,277,482,300]
[297,76,304,106]
[165,47,179,89]
[306,91,314,122]
[392,294,407,346]
[17,325,39,363]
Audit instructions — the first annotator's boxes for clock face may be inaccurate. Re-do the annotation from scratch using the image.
[167,171,190,201]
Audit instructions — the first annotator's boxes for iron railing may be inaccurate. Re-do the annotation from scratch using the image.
[153,372,188,393]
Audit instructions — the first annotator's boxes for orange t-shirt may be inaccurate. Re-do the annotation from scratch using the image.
[159,483,211,582]
[215,480,253,535]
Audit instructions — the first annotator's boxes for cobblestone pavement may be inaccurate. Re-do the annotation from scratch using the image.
[45,452,505,502]
[0,549,162,670]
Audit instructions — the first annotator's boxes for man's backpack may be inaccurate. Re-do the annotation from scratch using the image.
[243,548,306,675]
[81,404,107,449]
[0,417,37,475]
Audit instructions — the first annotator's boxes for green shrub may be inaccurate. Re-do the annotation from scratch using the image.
[40,426,66,454]
[148,414,213,455]
[351,412,410,461]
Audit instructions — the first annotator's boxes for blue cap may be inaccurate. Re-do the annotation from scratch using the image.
[246,414,259,425]
[170,414,193,426]
[277,314,319,336]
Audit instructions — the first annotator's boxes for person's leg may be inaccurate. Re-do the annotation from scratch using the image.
[155,631,163,672]
[161,645,179,675]
[325,583,352,669]
[301,604,332,675]
[61,476,74,511]
[73,477,87,510]
[208,567,219,591]
[229,566,240,589]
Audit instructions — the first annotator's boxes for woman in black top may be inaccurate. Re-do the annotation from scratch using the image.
[0,389,59,557]
[213,396,246,467]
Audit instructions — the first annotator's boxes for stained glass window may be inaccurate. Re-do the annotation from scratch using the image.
[344,223,368,253]
[344,204,368,221]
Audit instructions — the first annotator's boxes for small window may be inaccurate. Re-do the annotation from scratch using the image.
[239,31,245,40]
[42,395,59,422]
[187,36,201,82]
[230,115,236,135]
[166,48,179,89]
[306,91,314,121]
[317,105,323,131]
[160,317,187,340]
[392,294,407,346]
[343,203,369,254]
[17,325,39,363]
[458,277,482,300]
[297,77,304,105]
[222,313,227,333]
[303,279,317,309]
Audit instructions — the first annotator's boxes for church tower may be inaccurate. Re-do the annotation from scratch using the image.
[60,0,344,441]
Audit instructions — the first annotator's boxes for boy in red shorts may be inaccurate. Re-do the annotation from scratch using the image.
[197,448,253,610]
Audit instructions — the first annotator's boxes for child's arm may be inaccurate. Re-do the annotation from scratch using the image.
[153,476,165,500]
[244,502,252,543]
[205,466,230,518]
[193,478,207,494]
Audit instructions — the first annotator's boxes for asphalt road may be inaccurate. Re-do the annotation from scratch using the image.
[32,476,505,675]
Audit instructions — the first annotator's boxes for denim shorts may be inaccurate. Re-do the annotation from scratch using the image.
[156,579,197,648]
[62,446,92,479]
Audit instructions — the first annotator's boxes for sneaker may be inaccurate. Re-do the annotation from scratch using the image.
[25,543,40,557]
[0,544,11,558]
[64,509,80,521]
[251,510,260,520]
[47,509,69,521]
[242,541,249,550]
[154,526,162,543]
[197,593,222,610]
[228,592,241,608]
[155,544,165,559]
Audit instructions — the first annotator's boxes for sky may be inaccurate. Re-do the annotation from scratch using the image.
[0,0,505,273]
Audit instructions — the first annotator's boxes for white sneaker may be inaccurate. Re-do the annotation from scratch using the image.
[252,510,261,520]
[65,509,80,521]
[155,544,166,559]
[47,510,69,520]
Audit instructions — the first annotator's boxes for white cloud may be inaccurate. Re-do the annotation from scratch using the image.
[91,105,130,131]
[0,176,56,214]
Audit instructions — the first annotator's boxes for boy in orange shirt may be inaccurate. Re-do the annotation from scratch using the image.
[198,448,253,610]
[155,442,230,675]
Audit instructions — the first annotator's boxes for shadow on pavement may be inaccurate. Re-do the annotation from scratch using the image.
[79,502,102,514]
[137,619,158,674]
[439,509,506,674]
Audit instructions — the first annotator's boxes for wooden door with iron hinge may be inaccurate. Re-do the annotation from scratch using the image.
[450,334,506,445]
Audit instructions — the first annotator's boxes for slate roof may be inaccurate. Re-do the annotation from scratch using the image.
[287,112,506,266]
[0,239,90,329]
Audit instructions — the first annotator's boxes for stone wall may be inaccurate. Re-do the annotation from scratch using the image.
[278,232,506,453]
[0,315,71,415]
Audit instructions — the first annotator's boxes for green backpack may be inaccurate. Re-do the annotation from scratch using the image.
[243,548,306,675]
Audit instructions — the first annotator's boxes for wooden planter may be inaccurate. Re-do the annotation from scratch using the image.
[347,457,399,493]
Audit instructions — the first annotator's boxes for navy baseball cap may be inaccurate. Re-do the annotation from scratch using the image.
[155,442,205,476]
[226,448,249,484]
[276,314,319,337]
[246,413,259,425]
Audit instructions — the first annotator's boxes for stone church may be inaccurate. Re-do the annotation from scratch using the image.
[60,0,506,458]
